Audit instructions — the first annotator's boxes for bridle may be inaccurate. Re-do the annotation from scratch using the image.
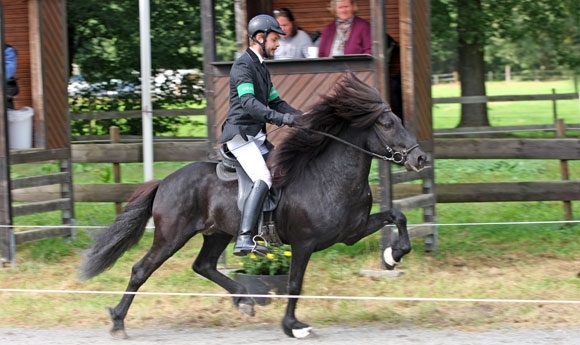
[303,125,419,164]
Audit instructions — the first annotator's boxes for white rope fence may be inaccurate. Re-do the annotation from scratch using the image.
[1,219,579,305]
[1,219,579,229]
[0,288,579,305]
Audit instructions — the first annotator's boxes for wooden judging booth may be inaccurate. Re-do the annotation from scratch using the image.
[0,1,74,265]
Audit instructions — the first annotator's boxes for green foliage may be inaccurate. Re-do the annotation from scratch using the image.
[432,0,580,73]
[67,0,236,79]
[66,1,234,137]
[96,166,112,183]
[238,246,292,275]
[25,232,92,263]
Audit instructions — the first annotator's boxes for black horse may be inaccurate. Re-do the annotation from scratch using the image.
[80,73,426,339]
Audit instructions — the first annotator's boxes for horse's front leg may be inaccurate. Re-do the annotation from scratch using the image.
[374,208,411,269]
[281,246,314,338]
[350,208,410,269]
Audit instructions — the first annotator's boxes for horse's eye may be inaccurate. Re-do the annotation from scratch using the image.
[380,115,394,129]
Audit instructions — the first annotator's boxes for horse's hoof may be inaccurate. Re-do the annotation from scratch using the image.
[238,302,255,317]
[110,328,128,339]
[292,326,313,338]
[383,247,401,269]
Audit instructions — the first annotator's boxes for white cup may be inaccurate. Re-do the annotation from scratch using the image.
[307,46,319,58]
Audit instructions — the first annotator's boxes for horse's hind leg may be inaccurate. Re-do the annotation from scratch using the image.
[192,233,256,316]
[109,238,190,339]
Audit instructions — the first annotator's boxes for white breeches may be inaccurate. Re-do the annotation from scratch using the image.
[226,132,272,188]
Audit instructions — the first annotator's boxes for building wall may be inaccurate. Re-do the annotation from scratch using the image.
[2,0,69,150]
[2,0,32,110]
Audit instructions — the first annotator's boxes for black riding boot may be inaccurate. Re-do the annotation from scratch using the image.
[233,180,270,257]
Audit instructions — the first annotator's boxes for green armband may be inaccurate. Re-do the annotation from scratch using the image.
[268,87,280,102]
[237,83,255,97]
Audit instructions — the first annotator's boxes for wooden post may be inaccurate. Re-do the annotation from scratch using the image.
[110,126,122,215]
[0,5,15,267]
[556,119,572,221]
[552,88,557,124]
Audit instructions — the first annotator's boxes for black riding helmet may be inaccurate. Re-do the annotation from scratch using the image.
[248,14,285,38]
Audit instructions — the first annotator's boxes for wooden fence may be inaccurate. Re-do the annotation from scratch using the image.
[12,137,579,205]
[11,103,574,209]
[433,91,580,136]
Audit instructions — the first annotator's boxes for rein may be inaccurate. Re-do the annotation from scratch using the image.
[303,126,419,164]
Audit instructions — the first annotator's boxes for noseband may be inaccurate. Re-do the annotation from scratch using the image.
[303,126,419,164]
[372,126,420,163]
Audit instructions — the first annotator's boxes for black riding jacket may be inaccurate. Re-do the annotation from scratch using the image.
[219,48,299,143]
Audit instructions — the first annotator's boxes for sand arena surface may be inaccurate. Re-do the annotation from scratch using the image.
[2,326,580,344]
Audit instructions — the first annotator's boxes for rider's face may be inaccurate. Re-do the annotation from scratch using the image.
[263,32,281,58]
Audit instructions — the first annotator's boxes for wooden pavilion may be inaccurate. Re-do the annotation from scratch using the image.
[0,0,73,265]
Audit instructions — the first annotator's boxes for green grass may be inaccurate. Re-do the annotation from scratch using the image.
[432,79,580,129]
[2,79,579,330]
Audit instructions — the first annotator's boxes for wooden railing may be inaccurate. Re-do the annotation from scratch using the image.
[12,137,579,205]
[432,91,580,136]
[60,99,579,215]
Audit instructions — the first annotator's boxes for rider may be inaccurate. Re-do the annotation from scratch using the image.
[219,14,301,257]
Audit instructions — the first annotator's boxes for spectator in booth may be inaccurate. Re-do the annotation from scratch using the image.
[273,8,313,59]
[5,44,18,109]
[318,0,372,57]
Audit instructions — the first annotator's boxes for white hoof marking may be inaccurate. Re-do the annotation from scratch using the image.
[383,247,401,266]
[292,327,313,338]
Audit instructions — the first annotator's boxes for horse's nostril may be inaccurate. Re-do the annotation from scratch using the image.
[417,155,426,168]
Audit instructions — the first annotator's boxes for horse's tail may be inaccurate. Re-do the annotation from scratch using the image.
[79,180,160,280]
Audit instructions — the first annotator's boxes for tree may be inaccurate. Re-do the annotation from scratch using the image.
[456,0,488,126]
[67,0,236,82]
[66,0,237,136]
[431,0,580,127]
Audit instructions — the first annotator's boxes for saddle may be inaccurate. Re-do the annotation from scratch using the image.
[216,145,283,246]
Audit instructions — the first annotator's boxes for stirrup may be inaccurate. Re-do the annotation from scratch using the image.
[250,235,269,257]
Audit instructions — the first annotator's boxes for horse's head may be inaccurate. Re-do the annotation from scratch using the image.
[370,104,426,172]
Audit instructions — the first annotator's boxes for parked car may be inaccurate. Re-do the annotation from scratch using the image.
[68,74,90,96]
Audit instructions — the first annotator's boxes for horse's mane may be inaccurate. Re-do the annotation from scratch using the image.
[268,72,387,188]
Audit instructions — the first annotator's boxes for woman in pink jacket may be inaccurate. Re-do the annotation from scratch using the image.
[318,0,372,57]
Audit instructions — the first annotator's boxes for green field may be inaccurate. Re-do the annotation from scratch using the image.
[1,79,579,330]
[432,79,580,129]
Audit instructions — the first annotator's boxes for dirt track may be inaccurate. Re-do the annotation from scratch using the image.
[2,325,580,344]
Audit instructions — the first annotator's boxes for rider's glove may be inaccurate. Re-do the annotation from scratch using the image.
[281,113,295,127]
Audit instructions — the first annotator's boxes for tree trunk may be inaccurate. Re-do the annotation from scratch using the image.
[457,0,489,127]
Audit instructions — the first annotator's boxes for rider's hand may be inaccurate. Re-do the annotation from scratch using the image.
[281,113,295,127]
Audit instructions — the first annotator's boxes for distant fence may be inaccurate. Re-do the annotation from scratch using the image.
[431,73,457,84]
[432,70,576,84]
[70,90,580,140]
[432,91,580,136]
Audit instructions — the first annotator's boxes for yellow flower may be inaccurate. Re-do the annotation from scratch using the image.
[237,245,292,275]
